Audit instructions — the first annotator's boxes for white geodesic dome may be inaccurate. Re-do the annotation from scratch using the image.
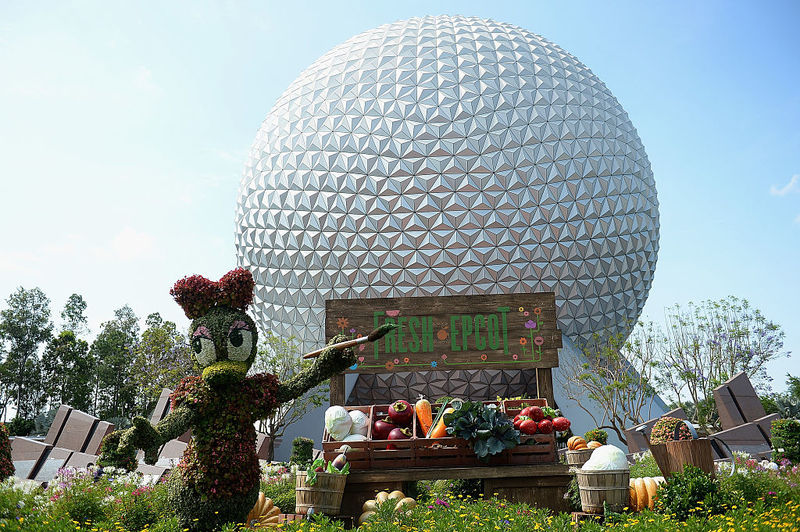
[235,15,659,351]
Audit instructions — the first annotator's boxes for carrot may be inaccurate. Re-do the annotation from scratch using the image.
[428,407,454,438]
[415,396,433,435]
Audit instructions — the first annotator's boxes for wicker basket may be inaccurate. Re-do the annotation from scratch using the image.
[565,448,594,467]
[575,468,630,514]
[295,471,347,516]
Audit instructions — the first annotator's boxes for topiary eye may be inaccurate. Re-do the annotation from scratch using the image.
[227,326,252,361]
[192,326,215,367]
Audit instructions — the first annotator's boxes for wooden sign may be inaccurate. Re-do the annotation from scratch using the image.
[326,293,562,374]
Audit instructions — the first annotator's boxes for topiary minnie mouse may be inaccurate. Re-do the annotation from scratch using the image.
[99,268,356,531]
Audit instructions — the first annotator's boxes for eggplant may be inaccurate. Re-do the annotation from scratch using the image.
[388,400,413,427]
[373,417,395,440]
[331,453,348,471]
[387,427,412,440]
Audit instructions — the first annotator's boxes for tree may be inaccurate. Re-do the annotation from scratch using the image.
[787,374,800,400]
[556,321,660,445]
[130,313,194,416]
[0,287,53,420]
[249,332,329,461]
[91,305,140,422]
[653,296,789,430]
[41,330,94,412]
[60,293,89,336]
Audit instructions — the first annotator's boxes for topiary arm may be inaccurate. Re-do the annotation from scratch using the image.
[276,334,355,403]
[117,404,197,466]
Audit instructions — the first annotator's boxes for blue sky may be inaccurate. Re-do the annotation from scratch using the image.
[1,0,798,391]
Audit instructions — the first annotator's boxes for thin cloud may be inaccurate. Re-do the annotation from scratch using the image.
[770,175,800,196]
[794,214,800,225]
[0,251,43,274]
[132,66,161,96]
[91,227,155,261]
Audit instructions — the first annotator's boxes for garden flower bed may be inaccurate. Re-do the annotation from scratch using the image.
[0,454,797,531]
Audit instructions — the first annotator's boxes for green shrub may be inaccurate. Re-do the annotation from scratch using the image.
[110,485,160,531]
[291,436,315,466]
[771,418,800,463]
[630,450,662,478]
[5,417,34,437]
[413,478,482,503]
[655,464,729,520]
[261,472,296,514]
[584,428,608,445]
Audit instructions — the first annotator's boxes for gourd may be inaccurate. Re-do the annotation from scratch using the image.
[359,491,417,525]
[246,492,281,527]
[628,477,664,511]
[567,436,588,450]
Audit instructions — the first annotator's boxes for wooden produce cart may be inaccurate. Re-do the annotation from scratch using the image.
[322,292,570,523]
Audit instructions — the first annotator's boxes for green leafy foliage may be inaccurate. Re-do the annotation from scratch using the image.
[290,436,314,466]
[4,417,34,437]
[304,457,349,486]
[260,468,296,515]
[771,418,800,463]
[584,428,608,444]
[629,450,662,478]
[655,465,729,521]
[130,312,195,415]
[251,332,331,461]
[41,330,93,413]
[97,431,137,471]
[444,401,520,461]
[0,287,53,420]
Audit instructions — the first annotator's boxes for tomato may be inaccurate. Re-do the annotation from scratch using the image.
[520,419,538,435]
[552,416,571,432]
[537,419,553,434]
[528,406,544,422]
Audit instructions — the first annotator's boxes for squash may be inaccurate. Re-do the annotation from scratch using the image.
[628,477,665,511]
[587,441,602,449]
[246,492,281,527]
[567,436,587,450]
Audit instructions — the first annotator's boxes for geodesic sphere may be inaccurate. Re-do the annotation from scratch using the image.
[235,15,659,350]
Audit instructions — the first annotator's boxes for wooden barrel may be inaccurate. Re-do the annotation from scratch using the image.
[566,448,594,467]
[576,468,630,514]
[666,439,715,478]
[295,471,347,516]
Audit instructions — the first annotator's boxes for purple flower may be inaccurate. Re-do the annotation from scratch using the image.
[525,320,536,329]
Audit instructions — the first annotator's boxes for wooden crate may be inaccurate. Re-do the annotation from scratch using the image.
[321,405,372,469]
[501,398,548,418]
[507,433,557,464]
[414,437,467,467]
[367,404,416,468]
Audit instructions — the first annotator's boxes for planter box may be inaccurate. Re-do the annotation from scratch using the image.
[508,434,557,465]
[501,398,548,418]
